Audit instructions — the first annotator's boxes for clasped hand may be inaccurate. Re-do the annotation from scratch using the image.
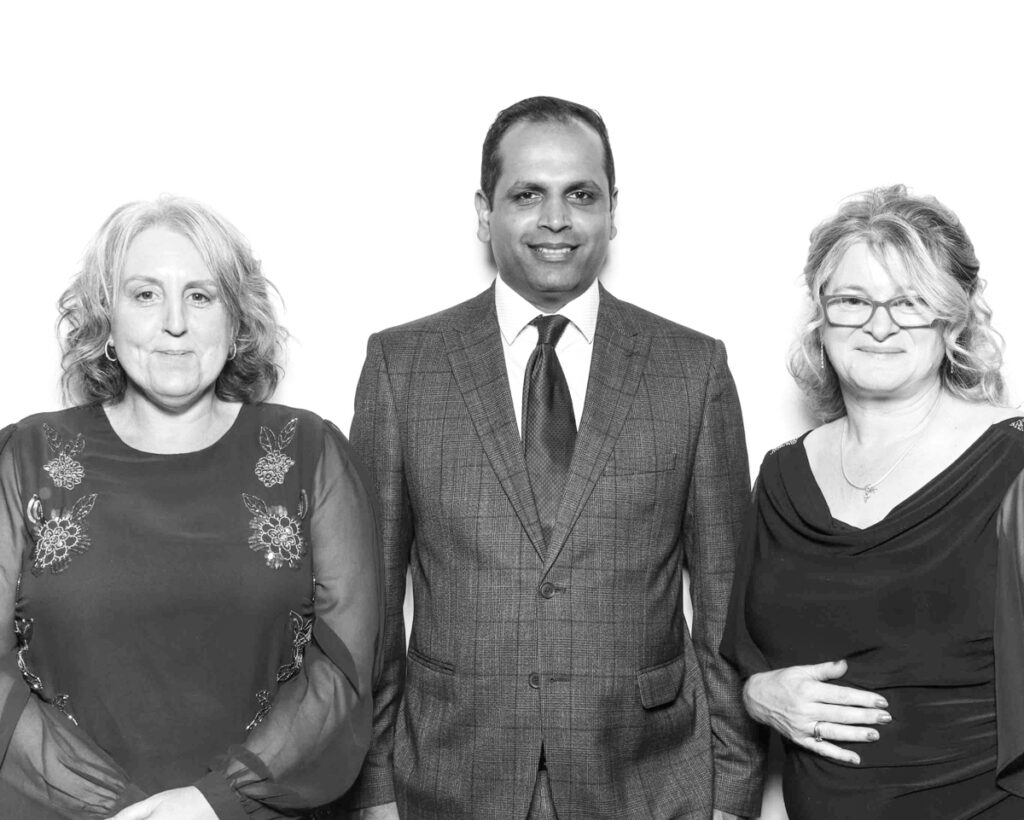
[107,786,217,820]
[743,659,891,765]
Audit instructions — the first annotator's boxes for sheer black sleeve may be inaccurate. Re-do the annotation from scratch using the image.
[195,421,383,819]
[0,424,146,817]
[995,466,1024,798]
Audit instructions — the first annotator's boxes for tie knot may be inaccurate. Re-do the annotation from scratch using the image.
[531,314,570,347]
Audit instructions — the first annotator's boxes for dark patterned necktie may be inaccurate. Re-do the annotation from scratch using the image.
[523,314,577,547]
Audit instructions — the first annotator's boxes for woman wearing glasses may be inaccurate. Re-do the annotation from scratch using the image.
[723,185,1024,819]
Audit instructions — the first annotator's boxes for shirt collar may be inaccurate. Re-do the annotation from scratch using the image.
[494,275,600,346]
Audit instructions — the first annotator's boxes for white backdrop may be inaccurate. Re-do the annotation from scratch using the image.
[2,3,1022,817]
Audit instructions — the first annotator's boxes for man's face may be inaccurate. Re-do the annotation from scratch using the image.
[476,118,617,311]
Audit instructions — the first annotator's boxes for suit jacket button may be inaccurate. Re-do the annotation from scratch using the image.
[539,582,555,599]
[528,672,540,689]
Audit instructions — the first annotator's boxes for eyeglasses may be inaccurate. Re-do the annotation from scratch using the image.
[821,294,936,329]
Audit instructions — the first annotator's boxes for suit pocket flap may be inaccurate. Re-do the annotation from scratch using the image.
[637,652,686,709]
[605,452,677,476]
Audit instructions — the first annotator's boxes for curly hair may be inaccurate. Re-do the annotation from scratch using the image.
[789,185,1005,421]
[58,195,286,405]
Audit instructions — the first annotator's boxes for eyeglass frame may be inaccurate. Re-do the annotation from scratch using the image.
[820,293,937,329]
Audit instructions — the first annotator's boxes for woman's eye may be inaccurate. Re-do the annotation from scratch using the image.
[187,291,212,306]
[833,295,869,307]
[134,289,158,303]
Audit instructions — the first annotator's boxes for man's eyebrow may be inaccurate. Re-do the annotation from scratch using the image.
[505,179,604,191]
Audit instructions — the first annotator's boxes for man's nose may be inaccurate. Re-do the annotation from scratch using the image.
[538,197,571,231]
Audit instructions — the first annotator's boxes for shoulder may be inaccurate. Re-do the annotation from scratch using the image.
[602,290,718,347]
[758,427,816,475]
[995,413,1024,448]
[370,289,492,343]
[3,406,95,445]
[248,401,324,430]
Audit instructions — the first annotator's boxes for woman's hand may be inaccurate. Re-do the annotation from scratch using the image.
[743,659,891,764]
[107,787,216,820]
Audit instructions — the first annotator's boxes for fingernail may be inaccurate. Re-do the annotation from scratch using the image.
[851,755,861,765]
[879,713,892,723]
[875,698,888,708]
[867,730,879,741]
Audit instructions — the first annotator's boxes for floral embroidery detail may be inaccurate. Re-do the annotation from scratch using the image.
[255,418,298,487]
[1011,418,1024,433]
[15,616,77,724]
[243,490,308,569]
[245,689,272,732]
[276,610,314,683]
[15,617,42,691]
[51,694,78,724]
[29,494,97,575]
[769,438,798,455]
[42,424,86,490]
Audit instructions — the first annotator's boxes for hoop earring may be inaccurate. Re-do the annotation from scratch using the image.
[227,342,237,361]
[104,340,117,362]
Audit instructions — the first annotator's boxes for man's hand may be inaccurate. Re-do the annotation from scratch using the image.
[350,802,399,819]
[107,787,216,820]
[743,659,890,765]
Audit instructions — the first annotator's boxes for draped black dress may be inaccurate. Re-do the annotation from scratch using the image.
[723,417,1024,819]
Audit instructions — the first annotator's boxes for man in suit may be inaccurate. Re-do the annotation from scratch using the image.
[346,96,765,819]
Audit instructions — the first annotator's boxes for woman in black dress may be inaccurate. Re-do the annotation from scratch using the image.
[723,185,1024,819]
[0,196,382,818]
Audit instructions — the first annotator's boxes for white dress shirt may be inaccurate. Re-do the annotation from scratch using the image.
[494,275,599,435]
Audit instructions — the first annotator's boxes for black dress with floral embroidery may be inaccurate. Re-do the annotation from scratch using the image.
[0,403,382,819]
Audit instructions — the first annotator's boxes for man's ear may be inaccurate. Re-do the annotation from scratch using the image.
[475,190,492,243]
[610,187,618,240]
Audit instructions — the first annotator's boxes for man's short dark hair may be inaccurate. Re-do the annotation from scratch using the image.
[480,96,616,208]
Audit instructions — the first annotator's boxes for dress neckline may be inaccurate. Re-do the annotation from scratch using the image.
[794,419,1011,533]
[91,402,249,457]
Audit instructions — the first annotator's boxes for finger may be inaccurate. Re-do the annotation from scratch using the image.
[108,802,153,820]
[815,680,889,709]
[811,720,881,744]
[805,659,850,683]
[818,704,891,725]
[798,733,862,764]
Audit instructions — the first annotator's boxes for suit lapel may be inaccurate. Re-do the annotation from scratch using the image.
[543,287,651,572]
[443,287,547,559]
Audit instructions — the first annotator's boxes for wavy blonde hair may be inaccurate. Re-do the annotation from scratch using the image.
[58,195,286,406]
[789,185,1005,421]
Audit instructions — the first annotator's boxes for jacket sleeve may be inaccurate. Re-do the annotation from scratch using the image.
[719,474,771,679]
[682,342,767,818]
[343,334,414,809]
[994,466,1024,798]
[194,421,383,819]
[0,423,146,817]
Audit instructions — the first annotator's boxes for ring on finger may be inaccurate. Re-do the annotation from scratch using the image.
[813,721,824,742]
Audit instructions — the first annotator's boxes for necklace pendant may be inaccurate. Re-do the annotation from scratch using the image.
[863,485,877,503]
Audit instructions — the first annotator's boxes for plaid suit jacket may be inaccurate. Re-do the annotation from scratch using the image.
[346,285,765,819]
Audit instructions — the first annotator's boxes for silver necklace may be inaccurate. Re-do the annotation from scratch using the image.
[839,394,942,503]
